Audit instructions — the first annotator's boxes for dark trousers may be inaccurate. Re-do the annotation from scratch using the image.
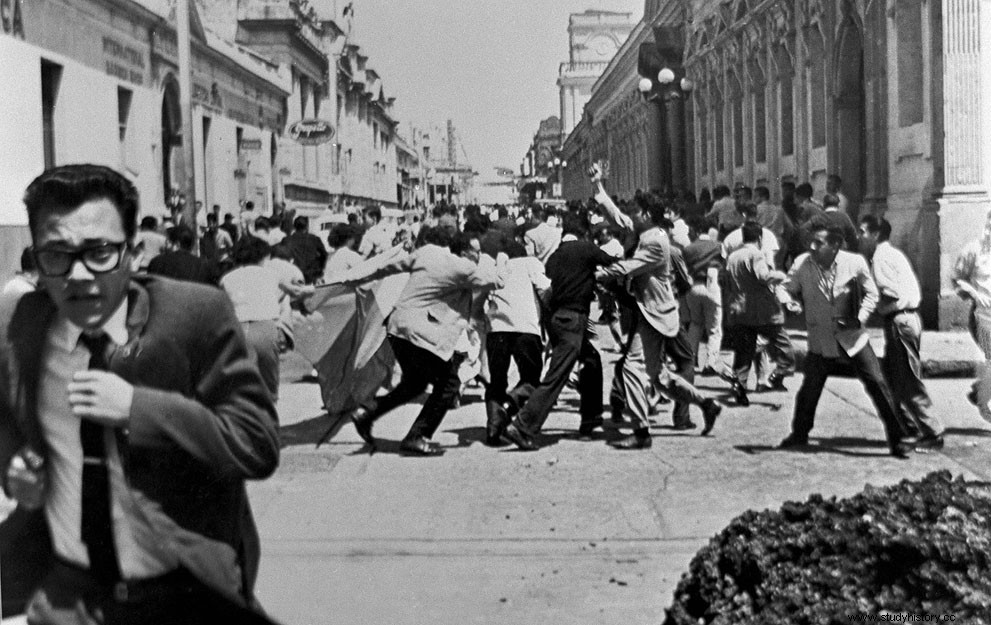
[882,311,943,437]
[792,343,909,445]
[27,561,278,625]
[516,309,602,436]
[362,336,464,440]
[485,332,543,404]
[728,324,795,385]
[664,327,701,425]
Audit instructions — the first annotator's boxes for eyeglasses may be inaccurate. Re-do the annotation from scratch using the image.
[33,242,129,277]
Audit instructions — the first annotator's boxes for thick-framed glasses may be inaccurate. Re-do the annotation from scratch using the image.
[33,242,129,277]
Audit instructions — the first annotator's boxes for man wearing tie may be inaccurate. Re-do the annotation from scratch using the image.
[0,165,280,623]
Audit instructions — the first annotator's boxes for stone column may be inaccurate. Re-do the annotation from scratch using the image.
[936,0,991,328]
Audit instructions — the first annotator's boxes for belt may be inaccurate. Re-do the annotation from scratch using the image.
[884,308,918,320]
[53,558,196,605]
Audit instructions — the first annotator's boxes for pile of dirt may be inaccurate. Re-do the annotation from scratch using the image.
[663,471,991,624]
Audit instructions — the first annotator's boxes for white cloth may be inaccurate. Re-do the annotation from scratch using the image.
[135,230,168,268]
[41,305,177,578]
[358,222,396,259]
[486,256,550,336]
[221,265,282,321]
[599,238,625,259]
[2,274,36,295]
[670,218,691,249]
[324,247,363,278]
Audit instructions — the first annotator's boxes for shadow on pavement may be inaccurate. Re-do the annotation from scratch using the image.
[278,412,345,449]
[944,427,991,437]
[735,437,891,458]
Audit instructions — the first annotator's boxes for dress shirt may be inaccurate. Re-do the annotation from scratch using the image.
[869,241,921,316]
[486,256,551,336]
[755,201,795,244]
[135,230,168,269]
[670,218,691,248]
[220,265,282,321]
[953,240,991,324]
[523,222,562,264]
[358,222,396,259]
[722,227,780,267]
[40,303,177,579]
[324,246,363,278]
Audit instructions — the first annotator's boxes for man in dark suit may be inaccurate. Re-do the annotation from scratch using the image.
[147,225,220,285]
[0,164,280,623]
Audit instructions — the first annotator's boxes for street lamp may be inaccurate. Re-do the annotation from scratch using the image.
[657,67,676,85]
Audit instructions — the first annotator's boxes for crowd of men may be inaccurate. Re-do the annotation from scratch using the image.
[0,161,958,623]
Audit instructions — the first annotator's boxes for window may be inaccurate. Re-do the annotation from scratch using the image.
[41,60,63,170]
[713,86,725,171]
[731,75,744,168]
[117,87,132,142]
[753,87,767,163]
[373,122,378,148]
[697,94,708,175]
[808,31,827,147]
[780,74,793,156]
[333,144,341,175]
[897,0,924,126]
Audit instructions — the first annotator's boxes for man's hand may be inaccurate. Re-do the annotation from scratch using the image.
[587,162,603,184]
[785,301,803,315]
[6,447,46,510]
[67,370,134,427]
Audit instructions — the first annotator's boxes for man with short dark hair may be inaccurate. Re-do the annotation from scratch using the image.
[754,185,795,269]
[284,215,328,284]
[859,215,944,450]
[502,211,616,450]
[147,225,220,285]
[358,205,393,259]
[826,174,851,218]
[723,221,795,406]
[681,216,724,375]
[822,193,858,251]
[778,218,913,457]
[0,164,279,622]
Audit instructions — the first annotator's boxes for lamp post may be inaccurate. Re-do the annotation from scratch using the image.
[638,66,694,191]
[552,156,567,198]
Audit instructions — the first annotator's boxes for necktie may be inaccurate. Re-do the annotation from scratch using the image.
[77,331,121,582]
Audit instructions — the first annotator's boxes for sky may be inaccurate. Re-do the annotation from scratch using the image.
[344,0,645,178]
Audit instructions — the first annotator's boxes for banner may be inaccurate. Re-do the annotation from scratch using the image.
[295,274,409,415]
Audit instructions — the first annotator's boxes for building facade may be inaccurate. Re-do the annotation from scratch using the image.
[0,0,287,282]
[563,0,991,329]
[557,10,636,139]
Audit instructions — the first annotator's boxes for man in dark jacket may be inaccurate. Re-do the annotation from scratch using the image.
[0,164,280,623]
[147,225,220,285]
[283,216,328,284]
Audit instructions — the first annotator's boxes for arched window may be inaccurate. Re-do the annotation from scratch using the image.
[731,72,745,168]
[776,45,794,157]
[896,0,924,126]
[713,84,725,171]
[696,91,708,175]
[807,28,827,147]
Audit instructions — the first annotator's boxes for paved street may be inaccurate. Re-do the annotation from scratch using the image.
[251,346,991,625]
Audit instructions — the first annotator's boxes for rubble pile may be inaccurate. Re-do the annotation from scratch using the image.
[664,471,991,624]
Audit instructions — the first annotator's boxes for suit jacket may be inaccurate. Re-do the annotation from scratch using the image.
[598,226,680,337]
[781,251,878,358]
[725,244,787,327]
[147,249,220,285]
[0,276,279,610]
[333,244,504,361]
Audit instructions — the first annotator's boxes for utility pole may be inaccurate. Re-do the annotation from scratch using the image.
[176,0,197,231]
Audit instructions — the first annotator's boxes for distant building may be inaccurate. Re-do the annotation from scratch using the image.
[0,0,288,280]
[557,9,635,139]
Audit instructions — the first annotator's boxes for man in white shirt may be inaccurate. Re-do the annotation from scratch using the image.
[523,206,562,264]
[482,241,550,445]
[358,205,396,259]
[858,215,944,450]
[134,216,168,270]
[827,173,852,218]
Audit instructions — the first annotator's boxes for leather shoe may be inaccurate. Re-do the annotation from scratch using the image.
[701,399,722,436]
[399,436,442,456]
[913,434,945,452]
[671,421,697,431]
[778,434,808,449]
[351,407,375,447]
[502,423,539,451]
[730,380,749,406]
[609,433,652,450]
[889,441,913,459]
[578,418,604,437]
[766,373,788,392]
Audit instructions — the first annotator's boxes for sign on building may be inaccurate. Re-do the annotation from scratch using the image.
[288,119,335,145]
